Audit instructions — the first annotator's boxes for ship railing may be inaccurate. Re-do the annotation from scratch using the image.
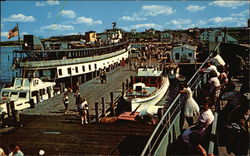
[141,43,221,156]
[18,48,127,68]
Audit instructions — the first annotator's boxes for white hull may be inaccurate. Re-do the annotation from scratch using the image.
[0,78,56,114]
[124,77,170,115]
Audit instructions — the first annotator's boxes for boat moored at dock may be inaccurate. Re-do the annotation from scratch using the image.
[0,78,55,114]
[12,28,131,88]
[123,67,170,116]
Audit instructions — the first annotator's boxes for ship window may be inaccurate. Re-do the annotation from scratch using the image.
[94,64,97,69]
[188,53,192,57]
[10,92,18,97]
[67,68,71,75]
[58,69,62,76]
[19,92,27,98]
[31,91,37,97]
[2,92,9,97]
[175,53,180,60]
[40,89,45,95]
[75,67,78,73]
[82,66,85,72]
[89,65,91,71]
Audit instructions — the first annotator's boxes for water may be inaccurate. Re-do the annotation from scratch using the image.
[0,46,20,83]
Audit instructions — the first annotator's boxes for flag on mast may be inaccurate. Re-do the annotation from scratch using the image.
[7,26,18,39]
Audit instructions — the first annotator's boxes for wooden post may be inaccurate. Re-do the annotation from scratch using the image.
[10,101,15,117]
[6,102,11,117]
[86,109,90,123]
[37,91,41,103]
[130,76,133,87]
[60,83,64,93]
[95,102,99,123]
[95,70,98,78]
[101,97,106,117]
[78,76,82,85]
[122,82,125,96]
[83,74,86,83]
[126,79,129,89]
[110,92,114,116]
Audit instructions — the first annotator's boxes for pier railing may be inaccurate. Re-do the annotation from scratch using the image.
[141,43,220,156]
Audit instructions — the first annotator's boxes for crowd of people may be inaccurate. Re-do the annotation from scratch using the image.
[175,50,249,156]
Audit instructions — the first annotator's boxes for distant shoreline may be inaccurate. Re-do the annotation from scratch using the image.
[0,45,19,47]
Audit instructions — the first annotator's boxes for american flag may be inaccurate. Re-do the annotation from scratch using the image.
[7,26,18,39]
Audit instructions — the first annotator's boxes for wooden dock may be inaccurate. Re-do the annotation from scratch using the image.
[0,114,155,155]
[0,64,158,155]
[21,65,136,116]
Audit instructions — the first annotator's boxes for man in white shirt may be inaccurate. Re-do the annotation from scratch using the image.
[201,62,220,77]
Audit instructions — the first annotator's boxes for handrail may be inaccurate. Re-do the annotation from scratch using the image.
[141,43,221,156]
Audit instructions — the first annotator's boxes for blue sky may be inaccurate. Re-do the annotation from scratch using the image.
[1,0,249,41]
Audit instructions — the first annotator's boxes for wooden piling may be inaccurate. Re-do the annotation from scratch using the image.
[126,79,129,89]
[122,82,125,96]
[60,83,64,93]
[101,97,106,117]
[10,101,15,117]
[95,102,99,123]
[86,109,90,123]
[37,91,41,103]
[110,92,114,116]
[6,102,11,117]
[83,74,86,83]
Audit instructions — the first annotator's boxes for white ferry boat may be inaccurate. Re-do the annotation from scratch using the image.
[123,67,170,116]
[0,78,55,114]
[12,28,131,88]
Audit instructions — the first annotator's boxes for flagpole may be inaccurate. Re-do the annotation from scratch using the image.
[17,23,21,50]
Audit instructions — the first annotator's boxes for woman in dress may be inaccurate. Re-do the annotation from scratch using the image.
[180,83,200,126]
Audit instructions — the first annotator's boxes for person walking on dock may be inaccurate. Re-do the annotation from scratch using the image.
[74,90,81,111]
[63,93,69,114]
[79,98,89,124]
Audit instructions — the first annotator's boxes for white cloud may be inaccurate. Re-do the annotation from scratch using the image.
[208,16,235,23]
[230,10,249,17]
[59,10,76,19]
[35,2,46,7]
[47,12,52,19]
[186,5,206,12]
[3,14,36,22]
[74,16,103,25]
[209,1,249,9]
[122,23,162,31]
[35,0,59,7]
[142,5,176,16]
[41,24,74,31]
[1,32,8,37]
[168,19,192,25]
[46,0,59,6]
[119,16,146,21]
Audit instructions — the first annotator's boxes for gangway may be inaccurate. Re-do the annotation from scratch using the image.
[141,43,221,156]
